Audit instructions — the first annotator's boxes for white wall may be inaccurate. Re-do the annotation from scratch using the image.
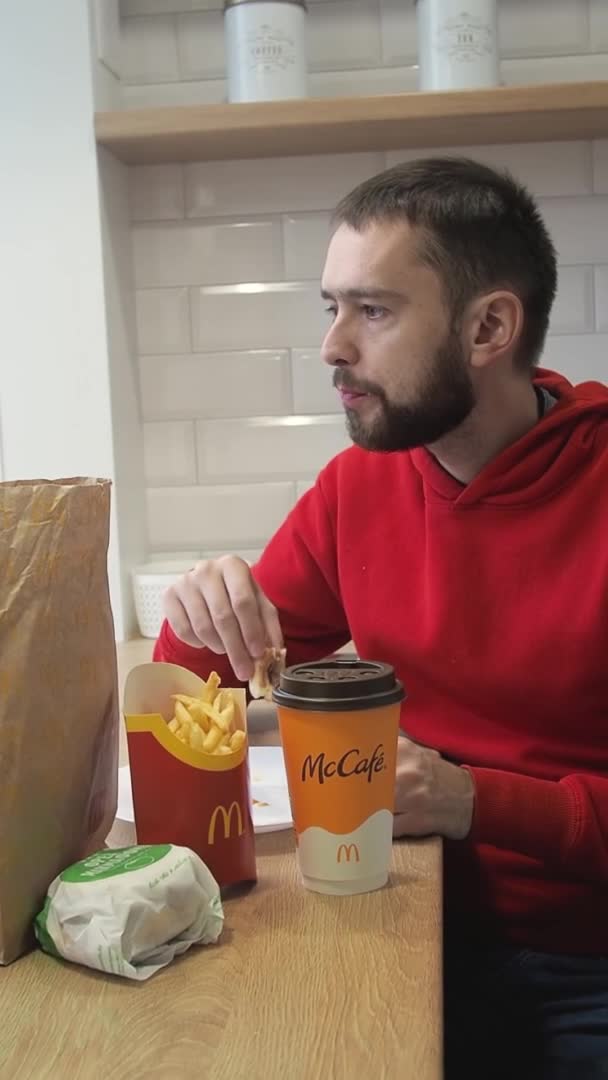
[0,1,144,639]
[92,2,148,639]
[0,2,119,602]
[98,147,148,640]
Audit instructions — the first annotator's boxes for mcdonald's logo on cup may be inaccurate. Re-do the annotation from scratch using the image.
[208,801,244,845]
[336,843,360,864]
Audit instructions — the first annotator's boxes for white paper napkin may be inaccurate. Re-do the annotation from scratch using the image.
[248,746,292,833]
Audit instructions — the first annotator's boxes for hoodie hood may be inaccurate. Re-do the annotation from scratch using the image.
[409,369,608,508]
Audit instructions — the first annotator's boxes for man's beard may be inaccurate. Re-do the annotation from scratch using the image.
[334,329,475,452]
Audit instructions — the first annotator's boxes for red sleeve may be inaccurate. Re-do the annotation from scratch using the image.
[153,462,351,682]
[466,766,608,884]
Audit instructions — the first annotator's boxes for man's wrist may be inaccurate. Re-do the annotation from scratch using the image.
[436,759,475,840]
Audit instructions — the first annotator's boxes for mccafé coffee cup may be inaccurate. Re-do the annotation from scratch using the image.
[273,659,405,895]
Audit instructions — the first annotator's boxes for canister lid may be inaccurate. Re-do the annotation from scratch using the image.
[224,0,307,9]
[272,658,405,712]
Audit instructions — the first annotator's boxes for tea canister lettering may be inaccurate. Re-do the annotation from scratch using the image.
[301,744,386,785]
[416,0,498,91]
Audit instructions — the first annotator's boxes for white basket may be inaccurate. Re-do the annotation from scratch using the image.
[132,561,193,639]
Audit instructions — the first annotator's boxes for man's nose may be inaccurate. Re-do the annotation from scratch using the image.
[320,320,358,368]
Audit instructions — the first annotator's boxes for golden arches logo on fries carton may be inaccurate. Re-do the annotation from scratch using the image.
[124,663,256,887]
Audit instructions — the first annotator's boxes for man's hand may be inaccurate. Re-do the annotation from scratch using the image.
[393,736,474,840]
[163,556,283,683]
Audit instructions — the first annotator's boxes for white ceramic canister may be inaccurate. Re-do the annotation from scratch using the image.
[224,0,308,103]
[416,0,499,91]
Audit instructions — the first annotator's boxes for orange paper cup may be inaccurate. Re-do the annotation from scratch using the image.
[273,660,405,895]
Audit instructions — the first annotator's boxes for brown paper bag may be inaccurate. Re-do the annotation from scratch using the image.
[0,478,119,964]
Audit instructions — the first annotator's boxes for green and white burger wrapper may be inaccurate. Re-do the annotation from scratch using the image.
[35,844,224,980]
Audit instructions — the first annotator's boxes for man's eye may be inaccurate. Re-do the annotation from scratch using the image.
[362,305,385,320]
[324,305,338,318]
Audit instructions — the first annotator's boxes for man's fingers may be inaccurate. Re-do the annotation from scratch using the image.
[204,572,255,682]
[163,556,284,684]
[256,587,284,650]
[222,558,268,660]
[163,589,206,649]
[172,577,225,653]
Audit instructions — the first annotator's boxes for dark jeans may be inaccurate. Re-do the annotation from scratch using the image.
[444,934,608,1079]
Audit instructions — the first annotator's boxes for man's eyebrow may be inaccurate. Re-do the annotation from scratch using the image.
[320,287,404,303]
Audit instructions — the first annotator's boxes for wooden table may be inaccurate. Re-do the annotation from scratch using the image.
[1,827,442,1079]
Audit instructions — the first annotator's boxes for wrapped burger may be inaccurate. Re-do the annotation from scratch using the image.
[35,844,223,980]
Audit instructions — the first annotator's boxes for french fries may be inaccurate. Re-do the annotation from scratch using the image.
[166,674,246,756]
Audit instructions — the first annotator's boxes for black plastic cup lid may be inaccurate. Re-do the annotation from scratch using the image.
[272,658,405,712]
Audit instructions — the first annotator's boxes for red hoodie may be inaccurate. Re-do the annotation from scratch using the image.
[155,369,608,954]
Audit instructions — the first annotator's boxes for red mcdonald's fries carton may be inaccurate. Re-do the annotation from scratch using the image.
[124,662,256,888]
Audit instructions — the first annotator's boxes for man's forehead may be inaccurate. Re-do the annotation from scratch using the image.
[322,219,431,296]
[325,219,422,270]
[329,217,417,248]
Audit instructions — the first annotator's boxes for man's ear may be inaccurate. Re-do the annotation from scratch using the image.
[466,290,524,371]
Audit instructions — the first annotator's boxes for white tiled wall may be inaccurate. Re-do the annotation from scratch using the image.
[123,2,608,560]
[133,219,284,286]
[119,0,608,107]
[196,416,348,481]
[134,141,608,557]
[183,154,385,216]
[147,481,295,548]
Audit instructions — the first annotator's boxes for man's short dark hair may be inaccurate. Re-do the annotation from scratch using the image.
[332,157,558,371]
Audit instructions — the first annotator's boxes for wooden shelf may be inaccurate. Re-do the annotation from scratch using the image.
[95,81,608,165]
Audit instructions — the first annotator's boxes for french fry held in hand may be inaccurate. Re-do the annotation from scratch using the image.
[166,673,247,757]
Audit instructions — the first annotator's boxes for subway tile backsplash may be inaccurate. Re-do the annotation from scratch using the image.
[124,3,608,558]
[121,51,608,109]
[385,142,593,198]
[590,0,608,51]
[133,219,284,287]
[136,286,191,353]
[291,350,336,414]
[282,214,331,280]
[144,420,197,485]
[593,141,608,193]
[542,334,608,384]
[133,154,608,555]
[196,416,350,482]
[190,282,326,351]
[550,267,595,336]
[184,154,386,218]
[307,0,383,73]
[175,10,225,80]
[129,163,185,221]
[497,0,589,59]
[379,0,418,67]
[121,12,179,83]
[147,482,296,548]
[595,267,608,332]
[139,350,292,419]
[539,197,608,265]
[120,1,605,86]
